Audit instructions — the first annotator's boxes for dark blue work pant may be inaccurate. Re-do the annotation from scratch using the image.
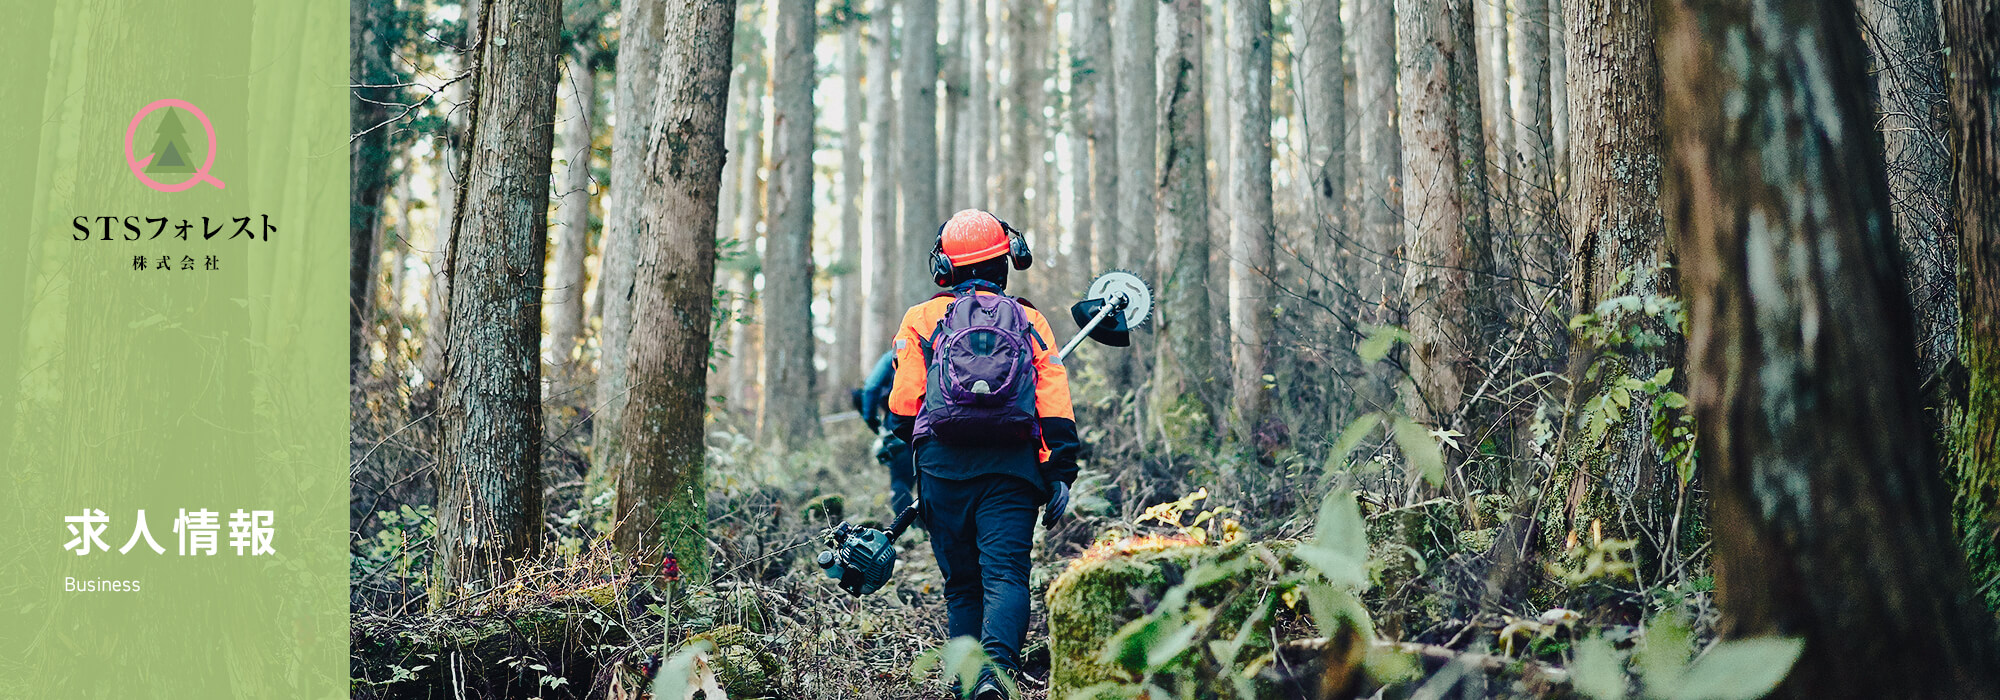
[919,471,1041,673]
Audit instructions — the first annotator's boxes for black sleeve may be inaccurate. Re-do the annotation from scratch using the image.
[1039,417,1081,485]
[887,410,915,445]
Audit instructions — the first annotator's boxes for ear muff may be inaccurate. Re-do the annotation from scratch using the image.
[998,219,1033,270]
[930,224,955,287]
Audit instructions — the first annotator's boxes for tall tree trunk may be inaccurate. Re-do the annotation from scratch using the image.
[1476,0,1513,221]
[1295,0,1346,297]
[351,0,396,379]
[1112,0,1157,395]
[1545,0,1683,567]
[1860,0,1958,398]
[1945,0,2000,616]
[433,0,563,600]
[1068,0,1099,300]
[1083,0,1114,283]
[967,0,991,210]
[1354,0,1402,413]
[547,46,597,377]
[728,21,769,416]
[940,0,964,213]
[865,0,900,368]
[761,0,819,446]
[1155,0,1219,443]
[1395,0,1481,441]
[592,0,663,477]
[615,0,737,584]
[386,174,416,372]
[1548,0,1569,183]
[1660,0,2000,694]
[997,0,1029,228]
[901,0,941,301]
[836,19,867,399]
[1515,0,1559,302]
[1229,0,1275,447]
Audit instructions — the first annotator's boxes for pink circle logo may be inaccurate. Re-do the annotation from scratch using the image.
[124,99,226,192]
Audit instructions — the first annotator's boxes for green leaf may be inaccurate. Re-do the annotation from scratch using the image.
[650,640,714,699]
[1295,491,1371,590]
[1391,416,1446,486]
[1329,413,1382,471]
[1637,612,1693,693]
[1144,608,1213,670]
[1651,367,1675,386]
[1570,635,1629,700]
[1364,644,1421,685]
[1357,325,1412,364]
[1667,637,1803,700]
[1303,582,1375,644]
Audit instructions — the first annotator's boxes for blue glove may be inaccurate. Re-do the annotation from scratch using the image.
[1043,481,1070,527]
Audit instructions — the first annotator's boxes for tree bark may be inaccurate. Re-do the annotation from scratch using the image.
[760,0,819,446]
[1229,0,1276,447]
[1547,0,1683,565]
[1860,0,1958,397]
[1660,0,2000,694]
[547,45,597,376]
[1945,0,2000,617]
[433,0,563,599]
[865,0,901,368]
[592,0,663,477]
[1154,0,1219,443]
[902,0,942,302]
[1396,0,1482,437]
[614,0,736,584]
[836,18,867,400]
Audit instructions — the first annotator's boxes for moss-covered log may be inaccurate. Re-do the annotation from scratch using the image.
[1046,537,1308,699]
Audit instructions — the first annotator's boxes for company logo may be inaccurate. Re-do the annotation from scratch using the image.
[123,99,226,192]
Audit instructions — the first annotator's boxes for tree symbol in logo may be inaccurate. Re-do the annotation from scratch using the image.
[123,98,225,191]
[144,108,198,174]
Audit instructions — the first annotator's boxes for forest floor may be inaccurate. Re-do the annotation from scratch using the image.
[351,395,1717,700]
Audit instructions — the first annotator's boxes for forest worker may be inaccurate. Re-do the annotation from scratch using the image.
[853,349,914,515]
[885,209,1081,700]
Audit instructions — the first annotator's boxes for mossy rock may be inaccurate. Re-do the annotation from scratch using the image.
[803,493,846,523]
[1045,537,1304,699]
[686,624,781,698]
[1363,498,1463,587]
[1457,528,1499,554]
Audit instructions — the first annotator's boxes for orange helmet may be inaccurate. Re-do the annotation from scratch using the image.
[939,209,1011,266]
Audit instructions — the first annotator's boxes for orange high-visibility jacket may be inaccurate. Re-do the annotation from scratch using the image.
[887,290,1075,465]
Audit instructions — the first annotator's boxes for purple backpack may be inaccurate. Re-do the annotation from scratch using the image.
[914,290,1045,444]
